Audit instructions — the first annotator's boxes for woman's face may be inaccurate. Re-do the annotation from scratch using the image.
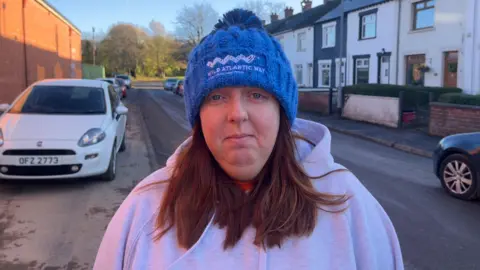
[200,87,280,181]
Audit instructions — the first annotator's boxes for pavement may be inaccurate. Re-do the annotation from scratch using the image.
[135,86,480,270]
[298,111,441,158]
[0,99,154,269]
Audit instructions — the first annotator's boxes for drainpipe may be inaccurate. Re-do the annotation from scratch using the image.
[22,0,28,87]
[469,0,477,94]
[395,0,402,84]
[337,0,345,113]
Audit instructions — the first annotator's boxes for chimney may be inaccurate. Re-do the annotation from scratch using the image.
[284,7,294,18]
[270,13,279,22]
[301,0,313,11]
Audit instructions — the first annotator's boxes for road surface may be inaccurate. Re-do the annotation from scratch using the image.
[1,84,479,270]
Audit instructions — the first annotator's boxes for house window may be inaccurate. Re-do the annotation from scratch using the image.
[276,36,284,48]
[406,54,426,86]
[413,0,435,30]
[322,22,336,48]
[297,32,306,52]
[360,12,377,39]
[295,64,303,85]
[355,58,370,84]
[318,60,331,87]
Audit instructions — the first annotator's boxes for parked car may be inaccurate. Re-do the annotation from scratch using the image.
[96,78,122,98]
[433,132,480,200]
[115,74,132,89]
[0,79,128,181]
[175,80,184,96]
[164,78,180,91]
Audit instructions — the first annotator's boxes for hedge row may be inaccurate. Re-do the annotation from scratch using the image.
[342,84,462,109]
[438,93,480,106]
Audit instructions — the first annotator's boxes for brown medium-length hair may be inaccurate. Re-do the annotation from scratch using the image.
[148,110,349,250]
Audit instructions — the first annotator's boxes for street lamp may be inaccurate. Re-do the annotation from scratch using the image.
[92,27,96,65]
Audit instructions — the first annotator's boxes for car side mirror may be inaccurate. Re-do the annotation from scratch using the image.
[115,105,128,115]
[0,103,10,113]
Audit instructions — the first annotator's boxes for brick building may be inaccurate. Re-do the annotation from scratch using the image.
[0,0,82,103]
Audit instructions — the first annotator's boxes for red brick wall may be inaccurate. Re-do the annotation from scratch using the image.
[0,0,82,103]
[298,91,331,114]
[429,102,480,137]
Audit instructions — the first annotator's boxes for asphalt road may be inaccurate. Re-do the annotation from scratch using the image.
[0,99,154,270]
[133,84,480,270]
[1,83,478,270]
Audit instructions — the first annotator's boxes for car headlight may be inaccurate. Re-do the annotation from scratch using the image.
[78,128,106,147]
[0,128,4,147]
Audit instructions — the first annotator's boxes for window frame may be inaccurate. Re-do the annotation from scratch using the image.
[353,56,370,84]
[358,8,378,40]
[412,0,435,30]
[295,64,304,85]
[317,60,332,88]
[297,32,306,52]
[322,21,336,48]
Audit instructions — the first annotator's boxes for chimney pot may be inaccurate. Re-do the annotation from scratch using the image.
[301,0,313,12]
[284,7,294,17]
[270,13,279,22]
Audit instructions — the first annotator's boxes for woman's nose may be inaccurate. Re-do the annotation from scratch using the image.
[227,97,248,123]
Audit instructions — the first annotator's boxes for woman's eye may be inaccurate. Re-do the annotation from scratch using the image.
[251,92,266,99]
[209,94,222,101]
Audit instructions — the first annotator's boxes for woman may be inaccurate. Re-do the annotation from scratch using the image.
[94,9,404,270]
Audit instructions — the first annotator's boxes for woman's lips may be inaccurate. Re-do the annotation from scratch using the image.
[224,134,254,144]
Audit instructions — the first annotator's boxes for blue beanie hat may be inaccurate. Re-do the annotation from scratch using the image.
[183,9,298,127]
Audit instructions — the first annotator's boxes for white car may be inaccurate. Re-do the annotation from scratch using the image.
[0,79,128,181]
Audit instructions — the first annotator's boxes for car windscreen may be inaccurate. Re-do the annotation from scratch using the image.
[101,80,114,84]
[116,75,129,80]
[9,85,107,115]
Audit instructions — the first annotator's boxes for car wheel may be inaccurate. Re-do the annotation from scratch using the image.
[100,143,117,182]
[439,153,478,200]
[119,133,126,152]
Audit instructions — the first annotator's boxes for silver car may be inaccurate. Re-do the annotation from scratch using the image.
[96,78,122,98]
[164,78,180,91]
[115,74,132,89]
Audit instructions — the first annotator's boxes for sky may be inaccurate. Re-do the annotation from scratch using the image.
[47,0,309,39]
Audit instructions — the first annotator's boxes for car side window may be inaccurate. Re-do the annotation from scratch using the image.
[107,85,118,117]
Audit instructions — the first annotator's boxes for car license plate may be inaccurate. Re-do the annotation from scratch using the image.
[18,156,60,166]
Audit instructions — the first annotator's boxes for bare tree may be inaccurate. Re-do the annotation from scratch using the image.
[174,2,219,46]
[265,1,286,19]
[238,0,286,22]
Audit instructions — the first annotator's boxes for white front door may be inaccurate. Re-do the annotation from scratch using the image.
[308,63,313,87]
[336,59,346,87]
[380,55,391,84]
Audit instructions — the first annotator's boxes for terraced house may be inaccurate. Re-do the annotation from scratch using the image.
[265,0,341,88]
[398,0,480,94]
[266,0,480,95]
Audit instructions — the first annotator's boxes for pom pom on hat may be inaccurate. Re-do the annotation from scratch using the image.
[214,9,264,30]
